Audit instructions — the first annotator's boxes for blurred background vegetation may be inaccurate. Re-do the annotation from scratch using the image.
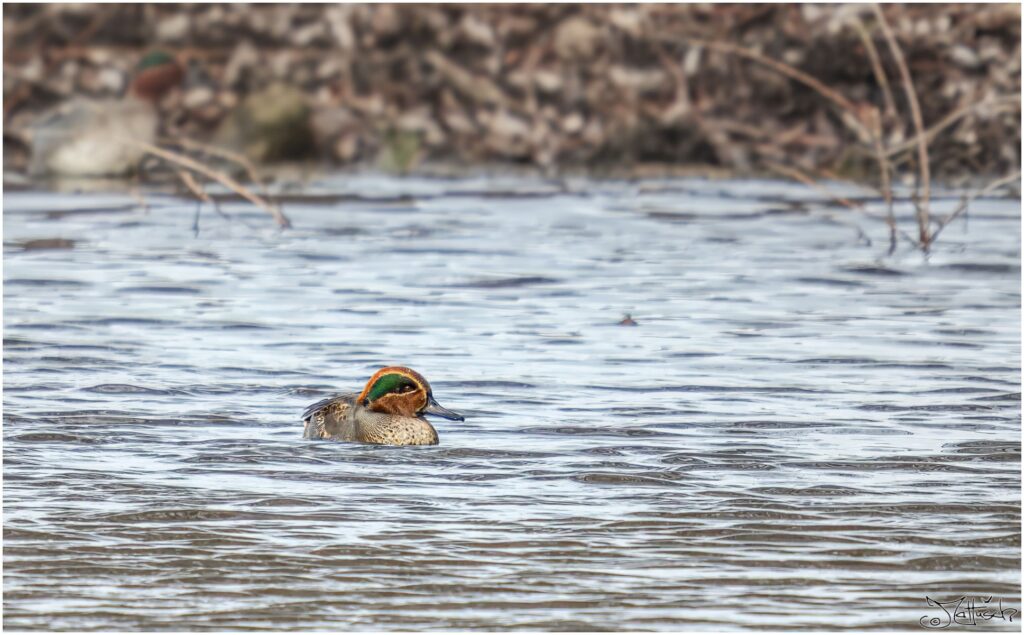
[3,3,1020,183]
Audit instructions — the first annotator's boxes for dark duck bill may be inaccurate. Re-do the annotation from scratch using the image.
[423,396,464,421]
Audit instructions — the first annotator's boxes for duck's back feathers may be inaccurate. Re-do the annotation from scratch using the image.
[302,393,357,440]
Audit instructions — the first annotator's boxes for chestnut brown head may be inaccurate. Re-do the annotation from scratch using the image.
[130,50,184,102]
[357,366,464,421]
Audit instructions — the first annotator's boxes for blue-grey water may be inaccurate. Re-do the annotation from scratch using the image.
[3,175,1021,630]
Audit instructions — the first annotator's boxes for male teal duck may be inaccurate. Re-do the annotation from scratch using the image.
[29,51,184,177]
[302,366,464,446]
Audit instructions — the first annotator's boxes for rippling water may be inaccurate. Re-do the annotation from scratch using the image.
[4,175,1020,630]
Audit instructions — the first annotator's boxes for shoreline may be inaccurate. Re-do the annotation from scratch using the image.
[4,4,1020,186]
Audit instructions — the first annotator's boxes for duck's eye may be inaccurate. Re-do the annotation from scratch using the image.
[397,385,414,394]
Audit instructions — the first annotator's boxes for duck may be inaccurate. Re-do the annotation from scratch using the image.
[28,50,184,177]
[302,366,464,446]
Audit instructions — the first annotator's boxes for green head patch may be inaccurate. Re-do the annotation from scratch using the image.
[137,50,176,71]
[365,373,419,403]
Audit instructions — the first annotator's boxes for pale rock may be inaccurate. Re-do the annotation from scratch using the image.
[582,118,603,146]
[481,109,531,156]
[608,9,643,37]
[949,45,982,70]
[96,67,125,93]
[505,70,531,92]
[223,41,260,88]
[21,56,45,82]
[534,70,562,94]
[316,57,343,81]
[334,133,360,162]
[371,5,401,38]
[312,105,356,140]
[562,112,584,135]
[554,17,603,60]
[325,6,356,51]
[292,20,327,47]
[156,13,190,42]
[183,86,215,109]
[398,107,445,146]
[218,91,238,109]
[683,47,702,75]
[459,13,495,48]
[609,66,668,94]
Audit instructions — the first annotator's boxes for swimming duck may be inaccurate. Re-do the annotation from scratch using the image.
[28,50,183,177]
[302,366,464,446]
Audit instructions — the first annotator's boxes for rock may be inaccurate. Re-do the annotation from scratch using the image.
[608,9,644,37]
[439,90,477,135]
[215,83,314,162]
[325,6,357,50]
[96,67,125,93]
[425,50,505,106]
[397,106,445,146]
[458,13,495,48]
[156,13,190,42]
[534,70,563,94]
[334,132,360,162]
[370,5,401,39]
[292,20,327,47]
[480,109,531,158]
[562,112,584,135]
[608,66,668,95]
[222,41,260,89]
[78,66,124,95]
[949,45,982,70]
[554,17,604,60]
[182,85,214,109]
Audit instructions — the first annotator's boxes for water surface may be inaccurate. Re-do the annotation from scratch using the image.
[4,175,1021,630]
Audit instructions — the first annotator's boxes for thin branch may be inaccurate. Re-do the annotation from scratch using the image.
[163,136,272,199]
[124,139,291,228]
[177,168,234,223]
[874,4,931,248]
[767,162,862,210]
[767,161,921,249]
[177,169,212,204]
[851,16,898,127]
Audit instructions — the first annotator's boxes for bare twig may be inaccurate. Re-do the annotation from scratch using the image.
[125,139,291,228]
[767,161,921,249]
[767,162,872,246]
[930,171,1021,244]
[874,4,931,248]
[767,162,862,210]
[850,15,899,253]
[176,168,232,221]
[177,169,212,204]
[163,136,272,199]
[851,16,898,127]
